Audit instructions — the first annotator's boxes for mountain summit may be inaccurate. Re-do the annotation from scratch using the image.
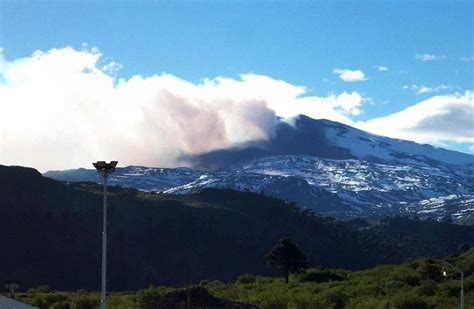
[188,115,474,171]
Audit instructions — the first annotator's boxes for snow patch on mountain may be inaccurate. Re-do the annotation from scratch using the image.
[322,119,474,167]
[44,116,474,222]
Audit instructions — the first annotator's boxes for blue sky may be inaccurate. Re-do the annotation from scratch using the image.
[0,1,473,170]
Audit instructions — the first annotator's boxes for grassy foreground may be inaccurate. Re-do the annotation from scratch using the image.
[13,249,474,309]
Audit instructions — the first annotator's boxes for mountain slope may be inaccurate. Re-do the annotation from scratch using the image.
[44,115,474,221]
[2,165,474,290]
[186,115,474,170]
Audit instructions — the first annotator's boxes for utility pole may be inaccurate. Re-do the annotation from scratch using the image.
[187,265,191,309]
[442,261,464,309]
[93,161,118,309]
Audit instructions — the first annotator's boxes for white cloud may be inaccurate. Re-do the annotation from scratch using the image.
[102,61,123,74]
[1,47,471,172]
[376,66,388,72]
[332,68,367,82]
[356,91,474,145]
[0,47,366,171]
[415,53,445,61]
[460,56,474,62]
[402,84,458,95]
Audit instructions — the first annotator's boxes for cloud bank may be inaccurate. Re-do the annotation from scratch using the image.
[0,47,365,171]
[357,91,474,145]
[0,47,472,171]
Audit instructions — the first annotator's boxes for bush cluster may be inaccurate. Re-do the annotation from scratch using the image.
[14,249,474,308]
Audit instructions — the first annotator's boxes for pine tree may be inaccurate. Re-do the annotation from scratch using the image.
[264,238,308,283]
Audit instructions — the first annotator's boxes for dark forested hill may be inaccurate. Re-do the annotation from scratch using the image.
[1,165,473,291]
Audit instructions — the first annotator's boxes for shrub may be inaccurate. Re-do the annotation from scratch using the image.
[414,280,437,296]
[199,280,209,286]
[50,302,70,309]
[253,292,288,309]
[29,285,51,293]
[345,298,386,309]
[390,293,429,309]
[297,268,347,283]
[416,260,442,281]
[316,288,347,309]
[256,277,274,284]
[391,266,420,286]
[136,286,173,309]
[237,273,257,284]
[43,293,68,306]
[31,298,46,309]
[72,294,99,309]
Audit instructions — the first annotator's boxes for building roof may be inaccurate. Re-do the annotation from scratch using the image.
[0,295,39,309]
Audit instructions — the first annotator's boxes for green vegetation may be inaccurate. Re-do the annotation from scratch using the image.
[11,249,474,308]
[203,250,474,308]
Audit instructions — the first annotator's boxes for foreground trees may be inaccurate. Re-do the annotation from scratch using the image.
[264,238,308,283]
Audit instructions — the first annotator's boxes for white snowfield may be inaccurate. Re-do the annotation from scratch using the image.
[239,155,474,220]
[322,119,474,167]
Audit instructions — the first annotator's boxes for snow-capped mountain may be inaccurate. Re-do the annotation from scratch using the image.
[186,115,474,171]
[44,115,474,222]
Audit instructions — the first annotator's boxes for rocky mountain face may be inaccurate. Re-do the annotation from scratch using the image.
[44,115,474,222]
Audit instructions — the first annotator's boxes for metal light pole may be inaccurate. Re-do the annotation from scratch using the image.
[93,161,118,309]
[442,261,464,309]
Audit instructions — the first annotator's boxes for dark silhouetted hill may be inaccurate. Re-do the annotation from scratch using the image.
[1,165,473,291]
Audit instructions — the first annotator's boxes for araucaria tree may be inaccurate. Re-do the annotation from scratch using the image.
[264,238,308,283]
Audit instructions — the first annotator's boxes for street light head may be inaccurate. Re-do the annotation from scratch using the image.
[442,268,447,277]
[93,161,107,169]
[93,161,118,174]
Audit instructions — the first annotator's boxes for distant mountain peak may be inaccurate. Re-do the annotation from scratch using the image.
[187,115,473,171]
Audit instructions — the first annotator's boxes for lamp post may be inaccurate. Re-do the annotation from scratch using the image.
[93,161,118,309]
[442,261,464,309]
